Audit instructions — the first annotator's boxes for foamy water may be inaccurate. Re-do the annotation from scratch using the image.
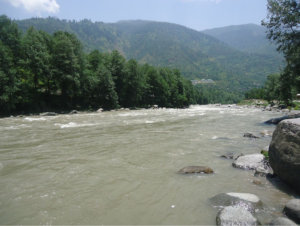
[0,105,296,225]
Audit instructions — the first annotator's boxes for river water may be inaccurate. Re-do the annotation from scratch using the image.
[0,105,296,225]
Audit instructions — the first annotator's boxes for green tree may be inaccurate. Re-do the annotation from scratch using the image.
[262,0,300,99]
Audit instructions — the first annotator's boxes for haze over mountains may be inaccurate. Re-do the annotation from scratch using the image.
[15,17,284,93]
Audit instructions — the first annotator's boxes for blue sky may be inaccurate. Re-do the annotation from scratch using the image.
[0,0,269,31]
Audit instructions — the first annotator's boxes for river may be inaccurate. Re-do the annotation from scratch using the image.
[0,105,296,225]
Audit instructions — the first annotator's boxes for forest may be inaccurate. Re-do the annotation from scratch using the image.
[0,15,197,116]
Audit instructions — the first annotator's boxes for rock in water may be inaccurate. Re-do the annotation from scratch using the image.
[178,166,213,174]
[244,133,259,139]
[210,193,262,213]
[269,217,297,225]
[283,199,300,224]
[264,114,300,125]
[40,112,56,116]
[216,206,259,226]
[269,118,300,194]
[254,167,270,177]
[232,154,265,170]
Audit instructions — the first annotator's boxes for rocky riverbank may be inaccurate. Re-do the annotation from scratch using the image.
[177,102,300,225]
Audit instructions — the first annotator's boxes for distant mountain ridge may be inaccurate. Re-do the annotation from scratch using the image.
[14,18,283,93]
[202,23,281,55]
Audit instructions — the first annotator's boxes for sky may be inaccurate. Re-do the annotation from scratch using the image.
[0,0,269,31]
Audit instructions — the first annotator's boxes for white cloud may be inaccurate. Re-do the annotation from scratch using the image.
[3,0,59,13]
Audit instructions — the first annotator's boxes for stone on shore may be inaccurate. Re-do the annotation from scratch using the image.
[210,193,262,213]
[178,166,213,174]
[232,154,265,170]
[216,206,259,226]
[97,108,103,113]
[283,199,300,224]
[269,118,300,194]
[269,217,297,225]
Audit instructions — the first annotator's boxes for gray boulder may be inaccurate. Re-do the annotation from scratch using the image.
[232,154,265,170]
[269,217,297,225]
[283,199,300,224]
[269,118,300,193]
[210,193,262,213]
[264,114,300,125]
[97,108,103,113]
[40,112,56,116]
[216,206,259,226]
[178,166,213,174]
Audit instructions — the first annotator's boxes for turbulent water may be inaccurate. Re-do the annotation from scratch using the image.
[0,105,297,225]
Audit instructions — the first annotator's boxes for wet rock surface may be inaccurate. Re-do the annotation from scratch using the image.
[216,206,259,226]
[254,167,270,177]
[283,199,300,224]
[210,193,262,213]
[232,154,265,170]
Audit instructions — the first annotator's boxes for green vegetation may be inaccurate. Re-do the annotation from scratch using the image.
[243,0,300,106]
[14,17,283,97]
[202,24,283,56]
[0,15,196,116]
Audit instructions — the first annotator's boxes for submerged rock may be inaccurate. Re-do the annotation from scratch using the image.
[220,155,234,160]
[244,133,259,139]
[178,166,213,174]
[254,167,270,177]
[216,206,259,226]
[283,199,300,224]
[269,118,300,194]
[260,130,273,137]
[269,217,297,225]
[211,192,262,213]
[232,154,265,170]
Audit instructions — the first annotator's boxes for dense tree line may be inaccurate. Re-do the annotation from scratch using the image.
[0,15,195,116]
[259,0,300,105]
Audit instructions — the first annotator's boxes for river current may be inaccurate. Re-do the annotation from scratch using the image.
[0,105,296,225]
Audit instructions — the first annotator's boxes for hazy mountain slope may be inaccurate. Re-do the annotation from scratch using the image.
[202,23,280,55]
[15,18,283,92]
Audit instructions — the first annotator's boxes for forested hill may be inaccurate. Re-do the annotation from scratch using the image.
[202,24,282,56]
[15,18,283,92]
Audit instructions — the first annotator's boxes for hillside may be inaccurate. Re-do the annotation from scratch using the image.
[15,18,283,93]
[201,23,282,56]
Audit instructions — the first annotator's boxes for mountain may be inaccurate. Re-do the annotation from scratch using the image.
[14,18,283,92]
[201,24,281,56]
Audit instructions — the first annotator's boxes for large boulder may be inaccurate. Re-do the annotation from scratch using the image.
[264,113,300,125]
[283,199,300,224]
[216,206,259,226]
[269,118,300,193]
[178,166,213,174]
[210,193,262,213]
[232,154,265,170]
[269,217,297,225]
